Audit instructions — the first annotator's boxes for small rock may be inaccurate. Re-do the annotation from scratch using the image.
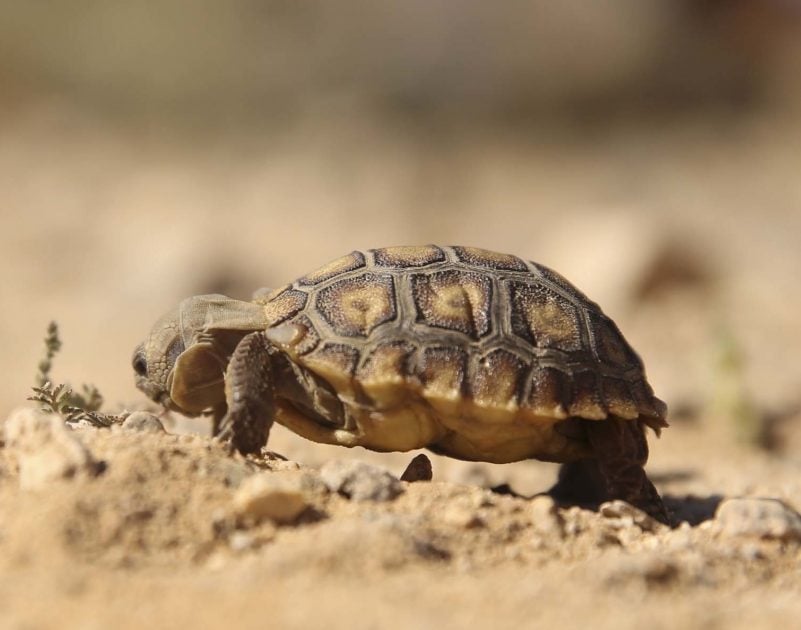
[441,504,484,529]
[228,531,256,552]
[3,408,101,490]
[714,497,801,541]
[529,495,564,539]
[121,411,165,433]
[319,460,403,502]
[600,500,666,533]
[227,526,277,552]
[400,454,433,483]
[266,459,302,472]
[232,472,309,524]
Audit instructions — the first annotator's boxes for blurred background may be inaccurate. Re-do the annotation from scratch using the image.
[2,0,800,463]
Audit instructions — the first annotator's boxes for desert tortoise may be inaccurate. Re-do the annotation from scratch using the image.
[133,245,669,521]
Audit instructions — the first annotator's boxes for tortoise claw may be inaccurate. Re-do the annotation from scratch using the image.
[214,423,236,456]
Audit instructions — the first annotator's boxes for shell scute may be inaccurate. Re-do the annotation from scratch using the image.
[315,273,396,337]
[526,366,571,419]
[628,379,665,421]
[411,270,492,340]
[417,346,468,414]
[298,251,365,286]
[600,377,640,420]
[567,370,606,420]
[508,280,584,353]
[452,246,528,271]
[371,245,445,268]
[357,340,415,408]
[301,343,359,392]
[468,349,527,416]
[531,261,596,307]
[261,288,307,326]
[586,311,643,370]
[289,315,321,355]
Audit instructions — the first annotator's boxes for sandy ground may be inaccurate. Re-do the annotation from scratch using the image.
[2,102,801,629]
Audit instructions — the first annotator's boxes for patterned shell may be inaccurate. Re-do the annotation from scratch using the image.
[256,246,666,428]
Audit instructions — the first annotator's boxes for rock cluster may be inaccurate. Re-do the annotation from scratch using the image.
[319,459,403,502]
[3,408,102,489]
[713,498,801,541]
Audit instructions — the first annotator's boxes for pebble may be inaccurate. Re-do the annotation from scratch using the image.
[441,504,485,529]
[713,497,801,541]
[227,526,277,552]
[600,500,666,533]
[121,411,165,433]
[228,531,256,552]
[319,460,403,502]
[3,408,101,490]
[528,495,564,539]
[400,454,433,483]
[232,472,310,524]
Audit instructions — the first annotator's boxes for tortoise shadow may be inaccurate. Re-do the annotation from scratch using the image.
[663,493,725,526]
[490,483,725,528]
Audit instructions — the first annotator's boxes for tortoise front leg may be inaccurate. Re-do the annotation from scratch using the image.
[216,332,276,455]
[586,417,671,524]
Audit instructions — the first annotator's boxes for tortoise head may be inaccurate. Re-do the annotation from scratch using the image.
[133,294,268,415]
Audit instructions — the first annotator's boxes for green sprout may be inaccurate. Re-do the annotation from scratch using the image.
[34,321,61,389]
[710,325,761,446]
[28,321,124,428]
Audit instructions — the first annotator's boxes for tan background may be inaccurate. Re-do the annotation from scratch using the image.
[1,1,801,628]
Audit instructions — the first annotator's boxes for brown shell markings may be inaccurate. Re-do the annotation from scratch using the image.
[259,245,666,429]
[411,270,492,340]
[371,245,446,268]
[315,273,396,337]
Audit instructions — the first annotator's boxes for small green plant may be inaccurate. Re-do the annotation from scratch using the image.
[28,321,124,428]
[34,321,61,388]
[710,324,761,446]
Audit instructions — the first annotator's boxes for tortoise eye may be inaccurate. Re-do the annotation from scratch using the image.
[133,353,147,376]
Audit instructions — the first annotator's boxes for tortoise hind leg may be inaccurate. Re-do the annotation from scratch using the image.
[585,417,671,524]
[216,332,277,455]
[549,459,609,506]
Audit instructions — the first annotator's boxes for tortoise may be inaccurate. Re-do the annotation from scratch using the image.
[133,245,669,522]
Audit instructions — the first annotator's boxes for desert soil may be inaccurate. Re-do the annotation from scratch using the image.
[2,103,801,629]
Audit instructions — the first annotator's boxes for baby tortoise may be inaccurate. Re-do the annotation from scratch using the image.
[133,246,669,522]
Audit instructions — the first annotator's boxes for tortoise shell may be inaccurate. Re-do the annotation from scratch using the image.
[252,245,666,463]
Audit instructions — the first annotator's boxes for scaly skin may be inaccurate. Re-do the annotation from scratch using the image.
[216,332,276,454]
[588,418,670,524]
[550,419,671,524]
